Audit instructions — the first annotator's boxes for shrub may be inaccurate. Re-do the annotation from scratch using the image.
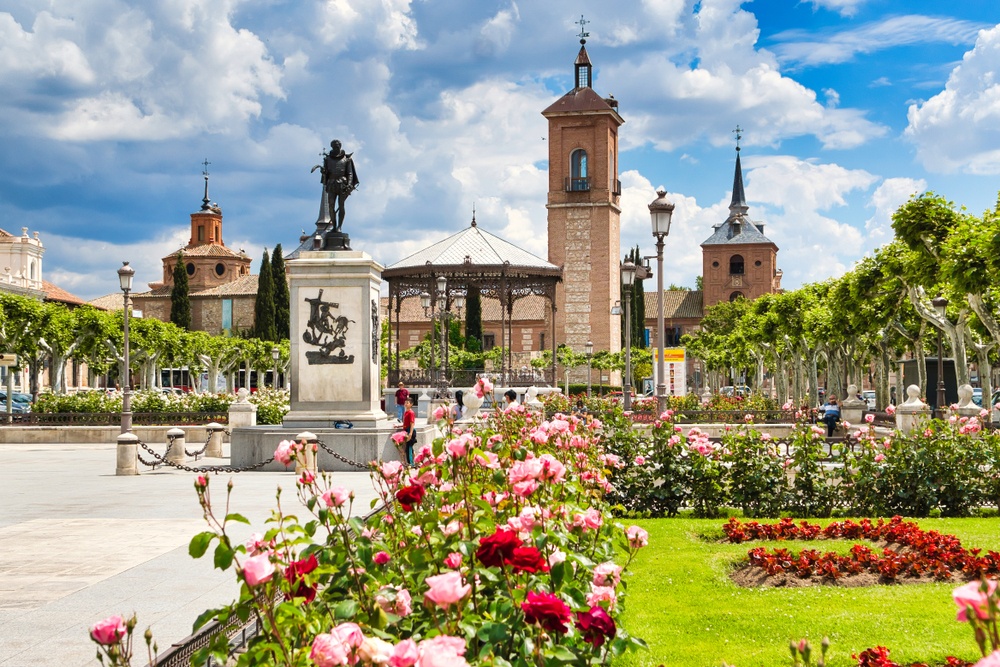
[722,426,788,518]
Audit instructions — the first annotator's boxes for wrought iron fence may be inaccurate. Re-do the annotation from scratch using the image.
[1,411,229,426]
[388,368,553,388]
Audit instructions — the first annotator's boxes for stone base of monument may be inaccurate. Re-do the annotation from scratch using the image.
[230,422,436,472]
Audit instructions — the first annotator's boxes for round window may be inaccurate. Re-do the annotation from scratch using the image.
[186,263,195,276]
[755,260,762,267]
[215,263,226,276]
[712,261,719,268]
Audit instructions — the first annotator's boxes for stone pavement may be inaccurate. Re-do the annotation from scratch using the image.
[0,442,380,667]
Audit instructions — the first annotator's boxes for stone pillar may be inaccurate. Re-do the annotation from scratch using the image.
[701,387,712,405]
[841,383,866,426]
[296,431,318,474]
[166,427,186,465]
[229,388,257,428]
[952,384,983,422]
[205,422,226,458]
[525,386,544,414]
[895,384,930,434]
[116,432,139,476]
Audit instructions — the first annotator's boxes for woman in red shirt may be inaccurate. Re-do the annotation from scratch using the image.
[400,397,416,465]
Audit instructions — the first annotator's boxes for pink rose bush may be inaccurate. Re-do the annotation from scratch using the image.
[98,401,646,666]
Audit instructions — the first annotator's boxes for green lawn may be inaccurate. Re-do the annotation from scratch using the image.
[616,518,1000,667]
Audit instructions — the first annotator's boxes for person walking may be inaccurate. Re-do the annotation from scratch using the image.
[394,382,409,421]
[821,394,841,437]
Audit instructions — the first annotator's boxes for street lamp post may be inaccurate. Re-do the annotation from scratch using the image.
[621,260,637,412]
[585,340,593,398]
[117,261,135,434]
[648,190,675,415]
[271,346,280,389]
[420,290,434,384]
[422,278,464,398]
[932,296,949,416]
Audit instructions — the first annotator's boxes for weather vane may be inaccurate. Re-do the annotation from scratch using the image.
[576,15,590,43]
[733,125,743,152]
[201,158,212,210]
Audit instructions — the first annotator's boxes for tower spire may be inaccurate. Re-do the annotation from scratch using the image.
[201,158,212,211]
[729,128,748,216]
[574,15,592,89]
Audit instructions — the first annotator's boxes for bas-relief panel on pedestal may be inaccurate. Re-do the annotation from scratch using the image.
[297,286,364,403]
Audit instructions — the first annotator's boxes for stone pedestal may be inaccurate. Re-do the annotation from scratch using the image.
[841,384,866,426]
[896,384,930,434]
[282,250,390,430]
[229,399,257,428]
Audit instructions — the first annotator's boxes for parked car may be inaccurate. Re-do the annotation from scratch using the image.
[719,385,750,397]
[0,392,29,413]
[862,390,876,410]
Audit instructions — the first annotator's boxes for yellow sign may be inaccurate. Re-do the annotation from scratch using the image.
[654,348,686,363]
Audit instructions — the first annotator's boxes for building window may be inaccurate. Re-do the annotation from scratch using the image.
[198,226,205,243]
[712,260,719,268]
[539,332,545,351]
[222,299,233,332]
[729,254,744,275]
[483,333,496,351]
[186,263,195,276]
[729,291,745,302]
[215,263,226,276]
[755,260,762,267]
[568,149,589,191]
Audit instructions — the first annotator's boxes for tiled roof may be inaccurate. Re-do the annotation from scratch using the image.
[165,244,245,259]
[643,290,704,320]
[387,223,558,272]
[701,218,776,247]
[542,86,619,116]
[0,228,13,237]
[88,293,125,311]
[381,293,550,324]
[42,280,86,306]
[131,274,260,299]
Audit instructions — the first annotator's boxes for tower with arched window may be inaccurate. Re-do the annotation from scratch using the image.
[543,36,623,357]
[701,144,781,308]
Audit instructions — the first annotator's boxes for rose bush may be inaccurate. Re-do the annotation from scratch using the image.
[92,403,648,666]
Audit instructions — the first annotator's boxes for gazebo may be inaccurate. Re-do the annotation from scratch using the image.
[383,218,562,387]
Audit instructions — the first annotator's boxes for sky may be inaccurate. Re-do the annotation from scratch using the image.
[1,0,999,301]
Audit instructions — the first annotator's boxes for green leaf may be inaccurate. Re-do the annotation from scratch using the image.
[224,512,250,525]
[333,600,358,619]
[548,645,577,662]
[213,542,234,571]
[188,531,215,558]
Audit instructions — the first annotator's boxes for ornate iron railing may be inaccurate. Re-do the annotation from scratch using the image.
[388,368,553,388]
[1,411,229,426]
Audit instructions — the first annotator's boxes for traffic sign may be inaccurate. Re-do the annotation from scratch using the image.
[0,353,17,367]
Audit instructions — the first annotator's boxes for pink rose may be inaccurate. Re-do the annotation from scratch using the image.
[374,551,391,565]
[625,525,649,548]
[433,406,447,420]
[865,414,875,424]
[424,571,471,608]
[634,455,646,465]
[593,561,622,587]
[376,586,413,617]
[331,622,364,648]
[391,431,407,445]
[874,454,886,463]
[274,439,297,465]
[954,579,998,621]
[390,639,419,667]
[358,637,394,665]
[241,553,275,587]
[512,480,539,497]
[444,552,463,569]
[445,438,467,458]
[886,404,896,415]
[974,650,1000,667]
[195,475,208,489]
[475,451,500,468]
[311,633,351,667]
[323,487,351,508]
[442,520,462,536]
[417,635,469,667]
[89,615,126,645]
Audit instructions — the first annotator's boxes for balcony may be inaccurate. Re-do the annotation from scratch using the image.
[564,177,590,192]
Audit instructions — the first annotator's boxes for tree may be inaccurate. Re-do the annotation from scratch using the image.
[170,253,192,330]
[622,246,647,350]
[271,244,290,340]
[254,249,277,342]
[465,284,482,348]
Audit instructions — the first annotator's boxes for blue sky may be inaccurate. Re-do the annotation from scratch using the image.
[1,0,998,300]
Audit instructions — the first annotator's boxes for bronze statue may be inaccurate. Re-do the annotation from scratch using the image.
[312,140,359,233]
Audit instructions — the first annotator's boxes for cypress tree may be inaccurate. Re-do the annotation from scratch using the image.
[254,249,277,341]
[632,245,647,349]
[170,253,192,330]
[464,284,482,350]
[271,244,290,339]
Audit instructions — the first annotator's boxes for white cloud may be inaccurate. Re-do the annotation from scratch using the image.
[806,0,867,17]
[906,24,1000,174]
[772,15,987,68]
[317,0,420,52]
[476,3,520,57]
[865,177,926,243]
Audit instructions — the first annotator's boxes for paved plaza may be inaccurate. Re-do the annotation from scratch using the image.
[0,441,381,667]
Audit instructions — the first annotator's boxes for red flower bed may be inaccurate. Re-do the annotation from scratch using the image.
[726,516,1000,583]
[853,645,971,667]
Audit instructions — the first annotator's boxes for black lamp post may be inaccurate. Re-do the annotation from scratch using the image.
[648,190,675,414]
[117,261,135,434]
[621,260,637,411]
[932,295,948,416]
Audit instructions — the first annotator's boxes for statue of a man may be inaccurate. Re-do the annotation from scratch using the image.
[317,140,359,232]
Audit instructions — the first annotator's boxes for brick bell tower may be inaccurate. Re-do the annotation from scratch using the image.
[543,25,623,359]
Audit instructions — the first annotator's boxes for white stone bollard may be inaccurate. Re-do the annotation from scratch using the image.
[116,432,139,476]
[841,383,866,426]
[296,431,317,473]
[166,427,187,465]
[895,384,930,434]
[205,422,226,458]
[229,388,257,427]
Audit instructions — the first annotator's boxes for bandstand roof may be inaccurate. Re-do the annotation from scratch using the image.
[383,219,560,278]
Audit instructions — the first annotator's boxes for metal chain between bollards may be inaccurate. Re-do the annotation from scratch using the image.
[136,439,275,474]
[183,431,211,458]
[315,439,370,470]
